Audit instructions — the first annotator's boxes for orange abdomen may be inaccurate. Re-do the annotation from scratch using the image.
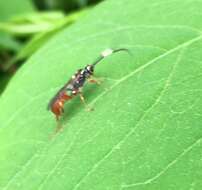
[50,93,73,120]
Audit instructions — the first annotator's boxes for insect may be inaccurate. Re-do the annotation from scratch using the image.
[48,48,130,121]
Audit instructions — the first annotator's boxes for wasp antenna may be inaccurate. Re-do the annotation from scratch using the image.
[92,48,131,66]
[113,48,132,55]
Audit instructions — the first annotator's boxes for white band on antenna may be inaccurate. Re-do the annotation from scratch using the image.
[101,48,113,57]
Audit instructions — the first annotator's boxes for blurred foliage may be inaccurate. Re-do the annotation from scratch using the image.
[34,0,102,11]
[0,0,35,21]
[0,0,35,93]
[0,0,102,94]
[0,12,66,36]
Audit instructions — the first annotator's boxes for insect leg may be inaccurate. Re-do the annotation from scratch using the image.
[61,107,64,113]
[87,76,102,85]
[56,115,60,121]
[79,92,94,111]
[88,76,110,91]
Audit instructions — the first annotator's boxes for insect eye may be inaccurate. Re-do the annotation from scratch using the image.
[87,65,93,73]
[72,90,76,95]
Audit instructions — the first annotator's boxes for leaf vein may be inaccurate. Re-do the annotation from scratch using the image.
[70,44,189,190]
[122,138,202,188]
[2,34,202,189]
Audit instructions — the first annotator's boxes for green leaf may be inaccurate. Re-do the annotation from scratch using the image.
[0,0,35,22]
[0,12,65,36]
[0,0,32,52]
[0,0,34,69]
[0,32,21,51]
[0,0,202,190]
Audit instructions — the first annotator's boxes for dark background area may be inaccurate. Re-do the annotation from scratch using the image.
[34,0,102,12]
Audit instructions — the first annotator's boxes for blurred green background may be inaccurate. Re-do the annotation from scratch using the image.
[0,0,102,94]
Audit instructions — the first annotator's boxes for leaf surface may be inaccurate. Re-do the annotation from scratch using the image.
[0,0,34,22]
[0,0,202,190]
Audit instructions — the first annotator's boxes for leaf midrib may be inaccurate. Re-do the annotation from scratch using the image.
[1,33,202,132]
[69,36,198,190]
